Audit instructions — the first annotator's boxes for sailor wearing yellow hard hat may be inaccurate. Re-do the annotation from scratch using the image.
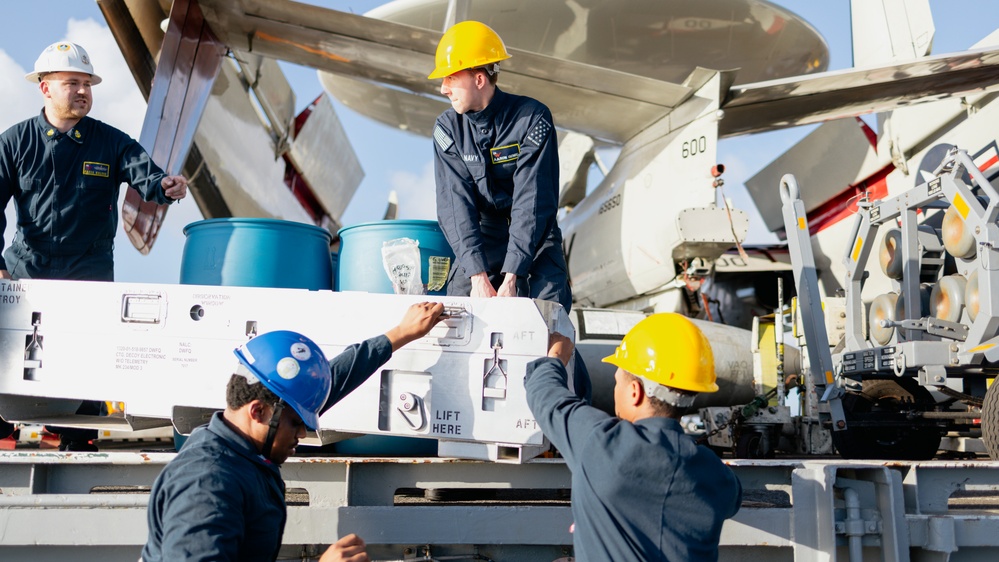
[429,21,591,401]
[525,313,742,561]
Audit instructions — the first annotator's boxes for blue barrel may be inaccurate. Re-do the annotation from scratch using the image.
[334,434,437,456]
[181,218,333,290]
[330,251,339,291]
[175,218,332,451]
[337,220,454,295]
[334,220,452,456]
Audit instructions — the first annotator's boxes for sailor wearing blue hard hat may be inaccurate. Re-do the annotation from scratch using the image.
[142,302,445,562]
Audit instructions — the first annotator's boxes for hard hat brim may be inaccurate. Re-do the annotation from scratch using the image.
[25,70,102,85]
[427,68,450,80]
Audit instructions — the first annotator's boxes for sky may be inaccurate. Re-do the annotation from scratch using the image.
[0,0,995,284]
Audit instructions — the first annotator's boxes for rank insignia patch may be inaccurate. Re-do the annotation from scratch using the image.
[490,144,520,164]
[82,162,110,178]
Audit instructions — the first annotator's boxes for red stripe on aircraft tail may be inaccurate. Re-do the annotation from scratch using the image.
[978,154,998,172]
[801,118,885,235]
[856,116,877,147]
[804,166,892,235]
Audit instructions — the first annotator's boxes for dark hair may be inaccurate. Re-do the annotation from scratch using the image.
[226,373,279,409]
[470,66,499,86]
[623,371,693,419]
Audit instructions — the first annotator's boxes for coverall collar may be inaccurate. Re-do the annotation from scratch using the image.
[207,411,283,475]
[465,87,508,125]
[35,109,85,144]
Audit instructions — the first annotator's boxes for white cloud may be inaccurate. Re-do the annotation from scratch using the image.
[0,50,44,131]
[66,17,148,139]
[0,43,41,274]
[390,160,437,220]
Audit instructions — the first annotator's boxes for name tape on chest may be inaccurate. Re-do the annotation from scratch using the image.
[82,161,110,178]
[490,143,521,164]
[526,118,552,146]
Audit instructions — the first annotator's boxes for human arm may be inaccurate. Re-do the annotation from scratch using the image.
[384,301,445,352]
[322,302,445,412]
[433,121,491,285]
[161,175,188,200]
[116,133,184,204]
[546,331,574,365]
[524,333,608,466]
[496,272,518,298]
[502,107,560,278]
[0,131,16,273]
[470,272,498,298]
[319,534,370,562]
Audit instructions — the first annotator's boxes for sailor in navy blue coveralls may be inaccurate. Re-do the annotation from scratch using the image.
[142,336,393,562]
[526,334,743,561]
[433,62,590,400]
[142,302,443,562]
[0,42,188,448]
[434,87,570,311]
[0,111,178,280]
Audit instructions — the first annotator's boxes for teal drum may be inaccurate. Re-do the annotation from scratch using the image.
[175,218,332,451]
[334,219,453,456]
[330,251,338,291]
[181,218,333,290]
[337,220,454,295]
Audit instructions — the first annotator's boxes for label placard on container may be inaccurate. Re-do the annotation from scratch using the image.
[427,256,451,291]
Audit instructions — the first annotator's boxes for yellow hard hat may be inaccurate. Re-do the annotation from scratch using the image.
[602,313,718,394]
[428,21,511,80]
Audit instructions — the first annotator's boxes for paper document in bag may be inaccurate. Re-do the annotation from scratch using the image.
[382,237,426,295]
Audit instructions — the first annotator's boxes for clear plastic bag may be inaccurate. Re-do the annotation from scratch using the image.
[381,237,426,294]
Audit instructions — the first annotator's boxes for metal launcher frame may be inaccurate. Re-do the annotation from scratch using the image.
[838,148,999,458]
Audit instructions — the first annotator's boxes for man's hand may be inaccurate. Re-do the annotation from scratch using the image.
[470,272,497,298]
[496,272,518,298]
[385,301,445,352]
[0,270,10,280]
[548,332,574,366]
[319,533,369,562]
[162,175,188,200]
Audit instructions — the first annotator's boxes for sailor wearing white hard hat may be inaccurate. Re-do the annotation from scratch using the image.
[0,41,187,450]
[24,41,102,84]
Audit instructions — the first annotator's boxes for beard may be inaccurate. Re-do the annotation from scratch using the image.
[51,98,91,121]
[68,98,91,118]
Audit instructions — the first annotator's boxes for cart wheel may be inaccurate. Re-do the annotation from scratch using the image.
[982,380,999,460]
[735,430,775,459]
[832,378,942,460]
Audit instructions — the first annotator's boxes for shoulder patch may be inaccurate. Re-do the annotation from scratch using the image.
[526,118,552,146]
[434,125,454,152]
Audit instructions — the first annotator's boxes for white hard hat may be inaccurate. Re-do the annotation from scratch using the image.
[25,42,102,85]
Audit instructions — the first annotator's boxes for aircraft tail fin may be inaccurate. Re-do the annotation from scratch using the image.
[850,0,934,67]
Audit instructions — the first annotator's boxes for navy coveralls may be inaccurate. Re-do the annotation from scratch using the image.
[0,110,172,281]
[433,88,571,311]
[142,336,393,561]
[525,358,743,562]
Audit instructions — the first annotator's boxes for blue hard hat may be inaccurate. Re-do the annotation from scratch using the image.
[233,331,332,430]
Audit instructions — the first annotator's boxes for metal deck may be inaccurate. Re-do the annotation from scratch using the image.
[0,452,997,561]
